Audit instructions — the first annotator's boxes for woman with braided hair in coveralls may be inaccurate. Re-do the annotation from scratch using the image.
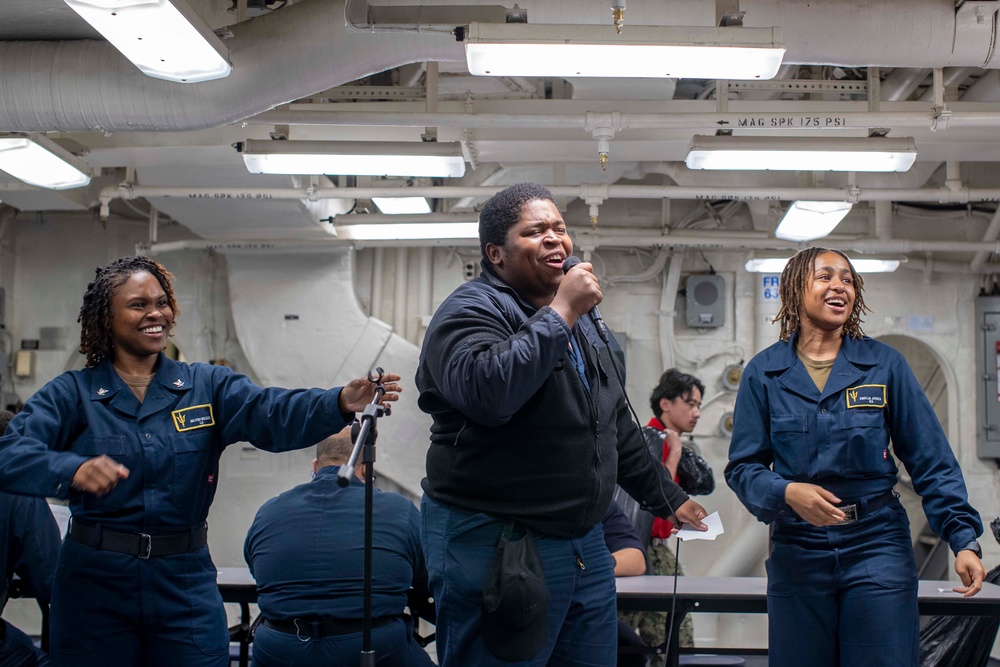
[726,247,984,667]
[0,256,400,667]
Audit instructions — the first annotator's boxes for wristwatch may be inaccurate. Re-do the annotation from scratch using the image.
[960,540,983,559]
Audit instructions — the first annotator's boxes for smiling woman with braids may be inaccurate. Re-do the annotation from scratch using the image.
[77,256,182,369]
[0,256,401,667]
[726,247,984,667]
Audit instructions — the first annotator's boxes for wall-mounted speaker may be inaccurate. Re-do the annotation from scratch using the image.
[685,274,726,328]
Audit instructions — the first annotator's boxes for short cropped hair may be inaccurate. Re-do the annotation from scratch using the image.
[315,425,354,467]
[0,410,14,435]
[649,369,705,418]
[478,183,556,260]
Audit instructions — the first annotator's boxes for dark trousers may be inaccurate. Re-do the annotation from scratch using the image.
[49,537,228,667]
[615,619,647,667]
[767,499,919,667]
[421,495,618,667]
[252,618,433,667]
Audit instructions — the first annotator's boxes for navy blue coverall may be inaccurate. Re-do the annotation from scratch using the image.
[0,354,354,667]
[244,465,433,667]
[726,333,982,667]
[0,492,60,667]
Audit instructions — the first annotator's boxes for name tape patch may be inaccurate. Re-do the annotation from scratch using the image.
[845,384,887,409]
[171,404,215,432]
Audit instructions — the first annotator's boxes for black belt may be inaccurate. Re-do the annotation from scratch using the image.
[262,616,398,638]
[68,521,208,559]
[835,490,897,525]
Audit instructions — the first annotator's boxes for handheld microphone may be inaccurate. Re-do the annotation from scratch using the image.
[561,256,610,344]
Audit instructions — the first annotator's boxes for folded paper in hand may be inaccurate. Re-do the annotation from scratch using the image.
[676,511,724,541]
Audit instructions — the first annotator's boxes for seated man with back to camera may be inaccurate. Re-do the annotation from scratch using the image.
[244,425,433,667]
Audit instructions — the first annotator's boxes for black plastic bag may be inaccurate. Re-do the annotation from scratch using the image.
[676,446,714,496]
[918,517,1000,667]
[918,564,1000,667]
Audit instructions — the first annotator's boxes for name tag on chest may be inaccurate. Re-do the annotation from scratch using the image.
[846,384,887,409]
[172,404,215,431]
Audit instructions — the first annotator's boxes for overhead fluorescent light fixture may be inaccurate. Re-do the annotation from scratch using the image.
[775,201,853,242]
[844,258,900,273]
[745,257,900,273]
[240,140,467,178]
[463,23,785,79]
[0,135,91,190]
[744,257,792,273]
[62,0,232,83]
[372,197,432,215]
[686,135,918,172]
[335,222,479,241]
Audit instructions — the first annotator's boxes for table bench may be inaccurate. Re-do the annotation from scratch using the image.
[616,575,1000,667]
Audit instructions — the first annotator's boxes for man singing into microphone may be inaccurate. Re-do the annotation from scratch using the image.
[416,183,708,666]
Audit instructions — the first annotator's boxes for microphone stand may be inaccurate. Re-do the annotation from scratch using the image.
[338,368,387,667]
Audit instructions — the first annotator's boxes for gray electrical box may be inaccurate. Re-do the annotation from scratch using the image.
[685,274,726,328]
[975,296,1000,458]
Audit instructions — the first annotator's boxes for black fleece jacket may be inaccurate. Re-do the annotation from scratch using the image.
[416,266,689,538]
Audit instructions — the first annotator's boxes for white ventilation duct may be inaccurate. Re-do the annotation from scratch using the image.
[742,0,993,68]
[223,249,426,495]
[0,0,462,132]
[0,0,999,132]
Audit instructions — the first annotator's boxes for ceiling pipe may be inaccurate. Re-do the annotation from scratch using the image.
[250,106,1000,131]
[146,237,1000,279]
[145,229,1000,257]
[962,71,1000,102]
[921,67,978,101]
[881,68,933,101]
[874,201,893,240]
[98,183,1000,215]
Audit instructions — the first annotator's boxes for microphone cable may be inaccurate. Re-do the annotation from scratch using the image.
[661,537,681,667]
[599,326,684,666]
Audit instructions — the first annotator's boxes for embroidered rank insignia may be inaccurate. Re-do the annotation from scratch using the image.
[171,404,215,432]
[173,379,186,388]
[96,388,108,396]
[846,384,887,409]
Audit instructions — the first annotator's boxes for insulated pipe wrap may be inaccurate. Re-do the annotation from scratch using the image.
[0,0,463,132]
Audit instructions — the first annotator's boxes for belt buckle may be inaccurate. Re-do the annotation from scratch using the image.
[836,504,858,525]
[138,533,152,559]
